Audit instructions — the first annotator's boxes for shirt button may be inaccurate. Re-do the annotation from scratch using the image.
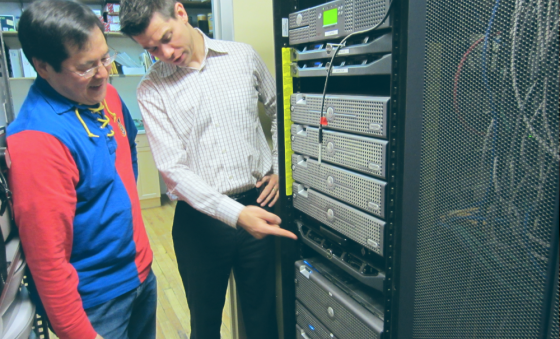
[222,149,226,154]
[229,176,233,180]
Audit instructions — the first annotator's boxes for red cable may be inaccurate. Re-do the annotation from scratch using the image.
[453,32,501,136]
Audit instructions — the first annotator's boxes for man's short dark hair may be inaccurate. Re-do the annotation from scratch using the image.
[17,0,104,73]
[120,0,178,37]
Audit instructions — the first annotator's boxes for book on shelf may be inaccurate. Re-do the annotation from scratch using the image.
[142,51,157,72]
[6,48,36,78]
[8,49,23,78]
[20,53,37,78]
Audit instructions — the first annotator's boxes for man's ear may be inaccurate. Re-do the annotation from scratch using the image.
[32,58,50,80]
[175,2,189,24]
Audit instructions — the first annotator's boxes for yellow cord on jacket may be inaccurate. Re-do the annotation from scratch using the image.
[75,108,99,138]
[103,99,118,122]
[75,103,116,139]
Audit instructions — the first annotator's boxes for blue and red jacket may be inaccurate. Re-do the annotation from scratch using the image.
[6,77,153,339]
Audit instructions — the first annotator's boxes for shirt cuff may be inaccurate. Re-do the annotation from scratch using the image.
[272,158,279,175]
[215,195,245,228]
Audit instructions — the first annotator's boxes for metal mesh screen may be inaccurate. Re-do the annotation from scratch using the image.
[552,272,559,339]
[354,0,389,31]
[413,0,559,338]
[344,0,354,31]
[290,27,310,45]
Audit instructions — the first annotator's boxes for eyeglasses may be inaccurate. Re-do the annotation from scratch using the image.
[71,50,118,79]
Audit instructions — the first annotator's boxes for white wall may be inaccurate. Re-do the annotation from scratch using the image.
[232,0,275,75]
[230,0,276,146]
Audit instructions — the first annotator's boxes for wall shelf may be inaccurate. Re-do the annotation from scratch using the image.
[105,32,125,37]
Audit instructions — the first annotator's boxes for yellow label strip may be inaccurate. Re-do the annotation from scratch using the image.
[282,48,294,196]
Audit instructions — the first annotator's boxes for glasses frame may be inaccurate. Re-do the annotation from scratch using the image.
[71,49,119,79]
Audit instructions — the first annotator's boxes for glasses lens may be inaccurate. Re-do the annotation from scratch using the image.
[106,51,118,65]
[77,51,118,78]
[82,68,96,79]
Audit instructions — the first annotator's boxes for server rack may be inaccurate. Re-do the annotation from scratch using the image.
[273,1,402,338]
[272,0,559,339]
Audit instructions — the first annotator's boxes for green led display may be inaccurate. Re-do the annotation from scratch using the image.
[323,8,338,26]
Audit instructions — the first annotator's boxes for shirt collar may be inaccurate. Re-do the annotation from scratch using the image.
[34,76,100,114]
[157,28,229,78]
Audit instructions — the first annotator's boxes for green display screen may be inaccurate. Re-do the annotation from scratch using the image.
[323,8,338,26]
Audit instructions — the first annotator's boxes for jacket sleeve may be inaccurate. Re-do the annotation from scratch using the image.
[7,131,97,339]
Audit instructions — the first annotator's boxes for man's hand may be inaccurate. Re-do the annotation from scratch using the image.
[256,174,280,207]
[237,206,297,240]
[95,334,104,339]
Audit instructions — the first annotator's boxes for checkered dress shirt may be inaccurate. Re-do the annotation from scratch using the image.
[137,30,277,228]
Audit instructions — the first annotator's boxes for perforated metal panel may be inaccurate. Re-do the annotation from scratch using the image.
[289,10,310,28]
[296,301,338,339]
[553,275,559,339]
[291,94,389,138]
[290,27,310,44]
[292,154,386,218]
[291,125,387,178]
[354,0,389,30]
[344,0,354,31]
[293,183,385,255]
[309,8,318,39]
[412,1,559,338]
[295,260,384,339]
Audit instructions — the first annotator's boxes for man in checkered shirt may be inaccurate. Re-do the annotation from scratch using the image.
[120,1,297,338]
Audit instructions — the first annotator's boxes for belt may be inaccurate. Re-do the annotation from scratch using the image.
[229,187,260,204]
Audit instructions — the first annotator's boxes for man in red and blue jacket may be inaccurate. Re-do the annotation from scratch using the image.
[6,1,155,338]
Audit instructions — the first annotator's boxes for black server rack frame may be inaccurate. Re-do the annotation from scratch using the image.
[271,1,407,338]
[390,0,421,337]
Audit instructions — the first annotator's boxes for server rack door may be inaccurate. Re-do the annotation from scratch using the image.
[396,1,559,339]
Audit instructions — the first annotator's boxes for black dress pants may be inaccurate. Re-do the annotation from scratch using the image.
[172,191,278,339]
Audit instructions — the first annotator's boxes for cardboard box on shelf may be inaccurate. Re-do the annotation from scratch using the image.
[109,23,121,32]
[107,16,120,24]
[103,3,120,15]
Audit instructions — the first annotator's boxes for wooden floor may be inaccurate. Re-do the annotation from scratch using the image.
[142,197,234,339]
[50,196,234,339]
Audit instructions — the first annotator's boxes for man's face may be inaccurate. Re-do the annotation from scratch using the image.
[35,27,110,106]
[132,4,198,67]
